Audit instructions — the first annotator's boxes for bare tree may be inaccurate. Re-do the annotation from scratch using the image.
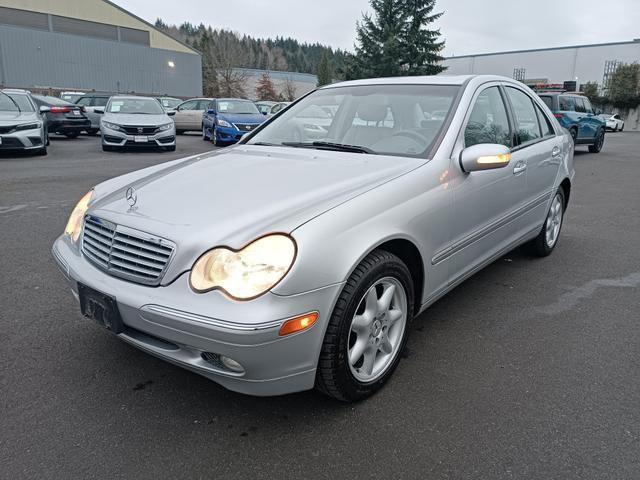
[280,77,298,101]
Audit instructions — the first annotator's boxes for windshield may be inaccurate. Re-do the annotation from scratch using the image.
[5,93,35,112]
[107,98,164,114]
[0,92,21,112]
[246,84,460,157]
[217,100,260,115]
[61,93,83,103]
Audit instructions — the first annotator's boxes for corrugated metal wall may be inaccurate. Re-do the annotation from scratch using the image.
[0,24,202,97]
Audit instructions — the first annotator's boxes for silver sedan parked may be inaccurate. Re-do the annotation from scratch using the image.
[98,96,176,152]
[0,90,48,155]
[53,75,574,401]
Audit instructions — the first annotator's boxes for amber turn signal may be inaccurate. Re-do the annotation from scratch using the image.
[278,312,318,336]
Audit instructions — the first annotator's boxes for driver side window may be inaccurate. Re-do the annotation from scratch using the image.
[178,100,197,111]
[464,87,511,148]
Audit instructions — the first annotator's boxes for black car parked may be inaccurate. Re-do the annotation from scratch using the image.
[31,95,90,138]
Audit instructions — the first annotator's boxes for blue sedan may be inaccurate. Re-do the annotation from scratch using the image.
[202,99,266,146]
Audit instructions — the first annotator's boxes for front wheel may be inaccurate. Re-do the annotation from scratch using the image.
[202,124,210,141]
[588,129,605,153]
[315,250,414,402]
[525,188,565,257]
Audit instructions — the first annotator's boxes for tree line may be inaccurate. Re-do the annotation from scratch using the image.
[155,0,446,98]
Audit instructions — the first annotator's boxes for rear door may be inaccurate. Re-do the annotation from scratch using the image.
[173,100,200,131]
[505,86,562,229]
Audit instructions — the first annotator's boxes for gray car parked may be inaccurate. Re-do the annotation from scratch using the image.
[53,75,574,401]
[0,89,48,155]
[98,96,176,152]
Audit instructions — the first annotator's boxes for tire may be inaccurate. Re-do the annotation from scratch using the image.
[64,132,80,139]
[212,127,221,146]
[202,124,210,141]
[620,123,624,132]
[315,249,414,402]
[613,126,618,132]
[86,129,99,136]
[524,188,565,257]
[176,129,184,135]
[569,128,577,144]
[588,128,605,153]
[102,145,116,152]
[164,145,176,152]
[35,146,47,156]
[45,134,50,147]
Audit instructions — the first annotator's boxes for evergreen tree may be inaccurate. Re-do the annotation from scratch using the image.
[350,0,446,79]
[402,0,446,75]
[316,53,333,86]
[255,73,278,101]
[352,0,407,78]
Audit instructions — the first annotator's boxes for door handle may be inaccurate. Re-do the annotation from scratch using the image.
[513,161,527,174]
[552,146,561,158]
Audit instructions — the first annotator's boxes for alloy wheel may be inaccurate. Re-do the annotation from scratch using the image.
[545,193,563,248]
[348,277,407,383]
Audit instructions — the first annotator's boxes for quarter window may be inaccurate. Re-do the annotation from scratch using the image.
[505,87,541,144]
[559,96,576,112]
[574,97,586,113]
[464,87,511,148]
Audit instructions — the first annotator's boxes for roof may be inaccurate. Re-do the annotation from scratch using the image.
[326,75,477,89]
[101,0,200,55]
[446,39,640,60]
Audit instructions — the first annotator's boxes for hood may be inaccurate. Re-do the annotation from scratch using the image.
[103,113,171,126]
[90,145,421,282]
[0,111,38,126]
[218,112,265,125]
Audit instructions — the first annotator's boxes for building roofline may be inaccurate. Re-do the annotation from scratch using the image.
[102,0,201,55]
[445,39,640,60]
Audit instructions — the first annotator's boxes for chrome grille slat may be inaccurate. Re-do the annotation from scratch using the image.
[81,216,174,286]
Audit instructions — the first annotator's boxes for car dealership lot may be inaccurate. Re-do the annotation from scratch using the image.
[1,133,639,478]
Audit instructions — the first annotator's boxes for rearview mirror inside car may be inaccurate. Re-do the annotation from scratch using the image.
[460,143,511,173]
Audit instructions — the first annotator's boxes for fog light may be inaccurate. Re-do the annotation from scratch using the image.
[220,355,244,373]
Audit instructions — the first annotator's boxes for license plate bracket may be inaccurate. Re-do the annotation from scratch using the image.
[78,283,124,334]
[134,135,148,143]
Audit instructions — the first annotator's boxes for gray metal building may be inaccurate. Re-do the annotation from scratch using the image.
[443,40,640,89]
[0,0,202,97]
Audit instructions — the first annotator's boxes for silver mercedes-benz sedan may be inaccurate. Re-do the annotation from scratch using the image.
[53,75,574,401]
[97,96,176,152]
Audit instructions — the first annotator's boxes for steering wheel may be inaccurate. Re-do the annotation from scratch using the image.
[391,130,430,144]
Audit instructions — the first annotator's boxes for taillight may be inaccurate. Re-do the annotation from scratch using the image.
[50,106,72,113]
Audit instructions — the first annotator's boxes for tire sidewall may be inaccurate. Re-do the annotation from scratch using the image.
[542,188,566,254]
[330,255,414,400]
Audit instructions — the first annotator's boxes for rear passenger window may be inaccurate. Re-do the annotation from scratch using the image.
[535,105,554,137]
[574,97,586,113]
[506,87,541,144]
[76,97,91,106]
[559,96,576,112]
[539,96,553,110]
[464,87,511,148]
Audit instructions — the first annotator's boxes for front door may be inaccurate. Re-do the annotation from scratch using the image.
[447,84,527,283]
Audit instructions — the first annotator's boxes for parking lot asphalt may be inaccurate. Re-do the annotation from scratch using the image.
[1,133,639,479]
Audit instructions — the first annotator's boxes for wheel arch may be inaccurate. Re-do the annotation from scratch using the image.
[559,177,571,210]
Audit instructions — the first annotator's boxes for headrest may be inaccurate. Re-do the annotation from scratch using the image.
[357,103,388,122]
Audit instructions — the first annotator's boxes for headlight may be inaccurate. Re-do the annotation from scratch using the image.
[190,234,296,300]
[65,190,93,243]
[14,122,41,131]
[102,121,122,131]
[157,123,173,131]
[217,119,232,128]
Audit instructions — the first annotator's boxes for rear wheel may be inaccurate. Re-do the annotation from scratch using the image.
[315,249,414,402]
[569,128,578,144]
[525,188,565,257]
[588,128,605,153]
[64,132,80,139]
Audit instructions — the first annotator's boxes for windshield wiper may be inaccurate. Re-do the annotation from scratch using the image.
[281,141,376,154]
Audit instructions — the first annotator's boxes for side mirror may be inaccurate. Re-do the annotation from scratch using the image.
[166,110,176,116]
[94,108,104,114]
[460,143,511,173]
[39,105,50,114]
[207,109,216,115]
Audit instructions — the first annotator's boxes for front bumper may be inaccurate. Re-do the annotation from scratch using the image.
[215,125,247,144]
[101,125,176,148]
[52,235,341,396]
[0,127,45,151]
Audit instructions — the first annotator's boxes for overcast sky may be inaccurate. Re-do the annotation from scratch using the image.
[118,0,640,56]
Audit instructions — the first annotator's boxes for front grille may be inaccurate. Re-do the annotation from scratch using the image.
[81,216,175,286]
[0,137,23,148]
[233,123,259,132]
[122,125,157,135]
